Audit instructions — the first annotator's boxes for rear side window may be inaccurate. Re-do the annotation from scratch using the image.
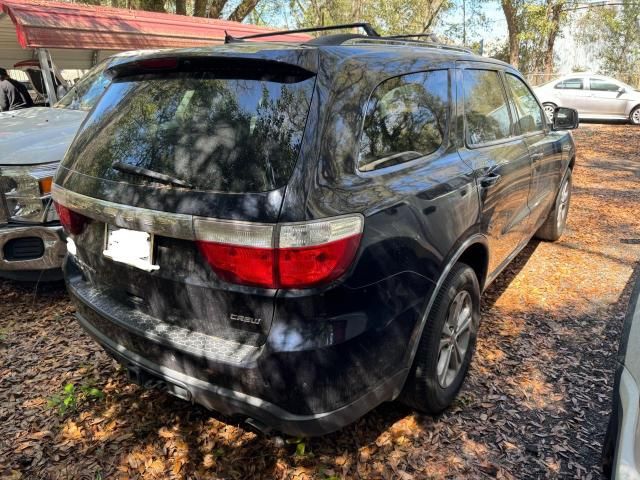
[65,71,315,193]
[555,78,583,90]
[505,74,545,133]
[358,70,448,172]
[463,69,512,146]
[589,79,620,92]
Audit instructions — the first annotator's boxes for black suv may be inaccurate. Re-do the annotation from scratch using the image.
[52,26,578,436]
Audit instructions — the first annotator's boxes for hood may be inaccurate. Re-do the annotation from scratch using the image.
[0,107,87,166]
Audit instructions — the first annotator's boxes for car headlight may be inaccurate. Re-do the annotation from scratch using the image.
[0,163,59,224]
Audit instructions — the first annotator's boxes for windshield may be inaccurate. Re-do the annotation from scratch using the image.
[63,70,315,193]
[54,59,111,111]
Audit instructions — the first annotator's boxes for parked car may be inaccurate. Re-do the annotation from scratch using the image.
[535,73,640,125]
[0,50,155,281]
[602,276,640,478]
[52,29,578,436]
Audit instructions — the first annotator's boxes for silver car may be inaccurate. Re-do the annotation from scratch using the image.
[602,276,640,478]
[535,73,640,125]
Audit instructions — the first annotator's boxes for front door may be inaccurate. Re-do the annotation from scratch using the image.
[504,72,563,227]
[456,66,532,278]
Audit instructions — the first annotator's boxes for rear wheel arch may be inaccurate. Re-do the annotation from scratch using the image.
[457,242,489,292]
[401,234,488,366]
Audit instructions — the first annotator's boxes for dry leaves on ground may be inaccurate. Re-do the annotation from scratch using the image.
[1,123,639,479]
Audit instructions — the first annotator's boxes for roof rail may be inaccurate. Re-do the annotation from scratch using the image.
[350,38,474,54]
[228,22,380,43]
[385,33,439,42]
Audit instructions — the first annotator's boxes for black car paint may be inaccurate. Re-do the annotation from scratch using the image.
[54,41,575,436]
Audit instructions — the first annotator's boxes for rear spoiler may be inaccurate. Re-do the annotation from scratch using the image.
[106,50,318,81]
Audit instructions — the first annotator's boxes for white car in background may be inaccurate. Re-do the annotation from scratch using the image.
[534,73,640,125]
[0,50,154,281]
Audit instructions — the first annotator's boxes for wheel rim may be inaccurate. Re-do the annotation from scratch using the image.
[557,177,570,230]
[632,109,640,125]
[437,290,473,389]
[544,104,555,123]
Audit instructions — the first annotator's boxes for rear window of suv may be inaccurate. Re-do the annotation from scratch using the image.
[66,70,315,193]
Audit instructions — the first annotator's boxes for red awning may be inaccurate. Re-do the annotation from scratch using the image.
[0,0,310,50]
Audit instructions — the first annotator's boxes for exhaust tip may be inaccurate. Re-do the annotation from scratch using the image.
[244,417,273,435]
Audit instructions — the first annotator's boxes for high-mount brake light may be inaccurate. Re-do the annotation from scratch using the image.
[137,57,179,70]
[53,201,89,235]
[195,215,363,289]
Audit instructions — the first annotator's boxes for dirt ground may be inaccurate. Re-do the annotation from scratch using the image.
[1,123,639,479]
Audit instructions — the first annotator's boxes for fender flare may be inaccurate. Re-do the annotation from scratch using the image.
[396,232,489,391]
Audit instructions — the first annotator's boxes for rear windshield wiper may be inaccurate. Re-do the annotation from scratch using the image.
[112,162,194,189]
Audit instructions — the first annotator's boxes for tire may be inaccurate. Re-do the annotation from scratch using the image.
[543,102,557,123]
[630,106,640,125]
[535,169,572,242]
[601,413,616,478]
[401,263,481,414]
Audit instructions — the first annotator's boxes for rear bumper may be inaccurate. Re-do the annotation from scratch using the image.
[0,224,65,280]
[75,308,404,436]
[66,265,410,436]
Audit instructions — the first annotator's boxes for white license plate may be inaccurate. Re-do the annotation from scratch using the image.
[103,225,159,272]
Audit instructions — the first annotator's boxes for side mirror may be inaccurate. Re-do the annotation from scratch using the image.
[552,107,579,130]
[618,86,627,94]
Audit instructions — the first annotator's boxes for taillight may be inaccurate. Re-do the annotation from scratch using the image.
[195,215,363,289]
[53,201,88,235]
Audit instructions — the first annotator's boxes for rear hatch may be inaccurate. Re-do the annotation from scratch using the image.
[53,48,317,349]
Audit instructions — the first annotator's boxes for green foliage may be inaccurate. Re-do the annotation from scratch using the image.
[294,0,453,36]
[501,0,576,73]
[47,381,104,415]
[577,3,640,87]
[286,436,308,457]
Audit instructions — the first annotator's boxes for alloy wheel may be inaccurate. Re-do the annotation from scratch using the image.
[543,104,556,123]
[557,177,570,230]
[437,290,473,388]
[632,108,640,125]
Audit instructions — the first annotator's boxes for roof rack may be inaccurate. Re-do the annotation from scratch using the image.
[224,23,472,54]
[227,22,380,43]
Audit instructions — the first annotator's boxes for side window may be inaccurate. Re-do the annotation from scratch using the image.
[505,73,545,133]
[589,79,620,92]
[554,78,583,90]
[463,69,512,146]
[358,70,448,172]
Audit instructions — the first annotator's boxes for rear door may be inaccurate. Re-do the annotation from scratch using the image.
[587,77,628,116]
[503,72,562,227]
[553,77,590,111]
[55,53,317,347]
[455,64,532,278]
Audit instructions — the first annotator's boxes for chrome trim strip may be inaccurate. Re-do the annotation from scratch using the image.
[53,184,196,240]
[52,185,277,245]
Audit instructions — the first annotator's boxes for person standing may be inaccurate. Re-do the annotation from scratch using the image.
[0,67,34,112]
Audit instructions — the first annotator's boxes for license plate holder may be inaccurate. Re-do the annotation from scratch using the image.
[103,224,159,272]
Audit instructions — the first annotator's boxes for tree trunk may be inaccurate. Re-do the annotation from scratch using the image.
[208,0,228,18]
[175,0,186,15]
[501,0,520,68]
[139,0,165,12]
[228,0,260,22]
[193,0,207,17]
[543,1,564,80]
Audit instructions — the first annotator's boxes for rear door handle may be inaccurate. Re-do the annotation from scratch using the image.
[480,172,502,188]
